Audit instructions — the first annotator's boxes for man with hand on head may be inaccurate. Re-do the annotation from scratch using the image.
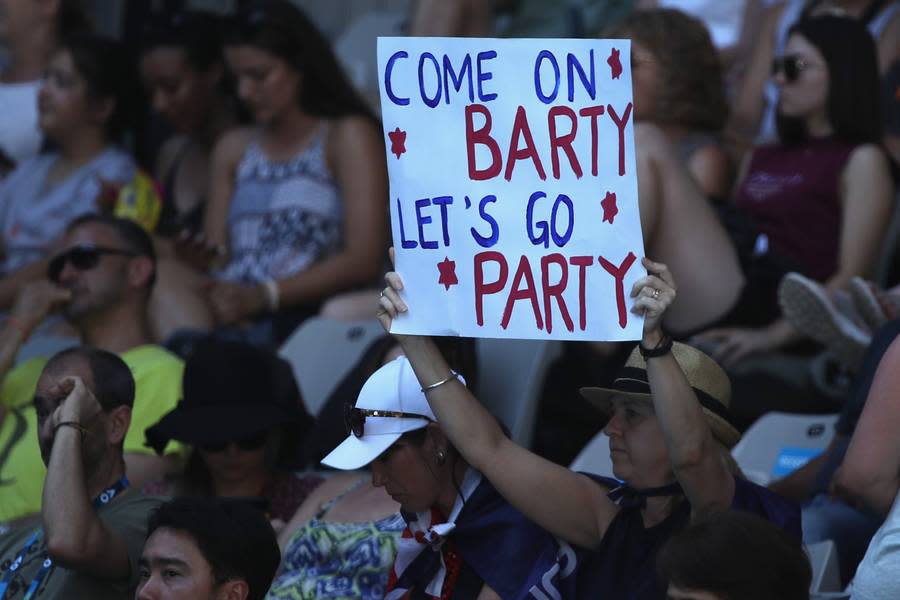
[0,346,162,599]
[0,215,184,527]
[136,497,280,600]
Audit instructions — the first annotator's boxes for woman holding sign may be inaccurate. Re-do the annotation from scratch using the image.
[151,0,388,347]
[377,255,800,599]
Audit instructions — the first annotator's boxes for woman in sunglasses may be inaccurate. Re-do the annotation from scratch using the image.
[150,0,387,347]
[319,354,576,600]
[694,15,894,372]
[142,338,322,529]
[0,33,136,296]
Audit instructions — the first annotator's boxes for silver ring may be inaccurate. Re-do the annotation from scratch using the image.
[652,288,660,299]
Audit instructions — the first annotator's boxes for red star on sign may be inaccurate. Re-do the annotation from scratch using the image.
[607,48,623,80]
[437,257,458,290]
[388,127,407,159]
[601,191,619,224]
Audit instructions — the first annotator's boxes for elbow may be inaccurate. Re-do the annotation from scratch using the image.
[832,464,887,503]
[45,534,92,568]
[669,441,707,474]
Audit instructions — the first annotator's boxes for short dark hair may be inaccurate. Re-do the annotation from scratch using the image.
[146,497,281,600]
[608,9,728,132]
[60,33,137,142]
[225,0,375,120]
[45,346,135,411]
[66,214,158,289]
[657,508,811,600]
[777,15,881,145]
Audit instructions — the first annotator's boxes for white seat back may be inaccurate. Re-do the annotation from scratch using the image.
[732,412,838,485]
[475,338,562,448]
[279,317,385,417]
[569,431,614,477]
[807,539,842,594]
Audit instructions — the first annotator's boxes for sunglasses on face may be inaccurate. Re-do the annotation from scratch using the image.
[772,55,817,83]
[47,245,137,283]
[200,431,269,453]
[344,405,432,439]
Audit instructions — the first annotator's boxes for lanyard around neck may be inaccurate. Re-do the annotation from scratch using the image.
[0,476,129,600]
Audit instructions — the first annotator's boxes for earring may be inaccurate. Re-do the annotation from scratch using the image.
[437,450,446,465]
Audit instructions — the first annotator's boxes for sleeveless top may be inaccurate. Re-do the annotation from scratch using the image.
[266,478,405,600]
[156,141,205,238]
[732,137,857,281]
[218,128,342,284]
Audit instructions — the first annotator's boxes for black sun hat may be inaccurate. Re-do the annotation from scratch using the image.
[145,339,311,454]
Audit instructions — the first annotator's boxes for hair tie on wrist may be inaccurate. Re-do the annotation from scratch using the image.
[639,335,673,359]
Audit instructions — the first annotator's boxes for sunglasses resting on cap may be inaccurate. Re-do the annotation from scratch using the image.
[47,245,138,283]
[344,405,433,439]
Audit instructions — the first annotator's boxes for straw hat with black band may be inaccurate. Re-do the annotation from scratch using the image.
[580,342,741,449]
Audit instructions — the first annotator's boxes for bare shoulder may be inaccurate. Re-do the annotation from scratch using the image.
[212,126,257,164]
[845,143,891,176]
[310,471,369,503]
[327,115,381,151]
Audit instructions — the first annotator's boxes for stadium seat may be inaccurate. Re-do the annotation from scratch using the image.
[732,412,839,486]
[475,338,562,448]
[807,539,843,595]
[279,317,385,417]
[569,431,615,477]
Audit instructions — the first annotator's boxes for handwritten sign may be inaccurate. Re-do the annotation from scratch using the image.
[379,37,644,340]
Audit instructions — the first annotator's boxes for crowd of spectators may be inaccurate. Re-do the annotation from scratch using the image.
[1,0,900,598]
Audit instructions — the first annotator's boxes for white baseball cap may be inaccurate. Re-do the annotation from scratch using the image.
[321,356,462,470]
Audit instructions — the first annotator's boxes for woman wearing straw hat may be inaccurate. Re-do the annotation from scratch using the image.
[377,256,801,599]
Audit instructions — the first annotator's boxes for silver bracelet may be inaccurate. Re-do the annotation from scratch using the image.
[262,278,280,312]
[421,373,458,393]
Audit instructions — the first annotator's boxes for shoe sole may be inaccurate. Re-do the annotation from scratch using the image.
[779,274,869,369]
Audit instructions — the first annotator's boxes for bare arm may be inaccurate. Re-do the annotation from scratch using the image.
[832,336,900,516]
[42,377,132,579]
[686,144,733,201]
[274,117,388,306]
[827,145,894,289]
[0,260,49,310]
[636,260,736,510]
[203,128,254,250]
[769,436,845,503]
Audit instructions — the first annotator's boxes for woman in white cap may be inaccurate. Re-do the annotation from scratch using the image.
[377,256,801,599]
[320,355,579,599]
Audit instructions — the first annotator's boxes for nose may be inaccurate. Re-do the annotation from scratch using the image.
[56,258,80,285]
[152,90,169,115]
[237,77,254,102]
[370,460,387,488]
[136,576,158,599]
[603,410,624,437]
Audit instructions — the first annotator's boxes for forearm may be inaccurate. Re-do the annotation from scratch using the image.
[397,335,506,466]
[0,323,29,382]
[42,426,98,562]
[276,251,382,308]
[761,317,801,348]
[0,261,46,309]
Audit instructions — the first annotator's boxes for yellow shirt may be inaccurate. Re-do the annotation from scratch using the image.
[0,345,184,455]
[0,406,43,523]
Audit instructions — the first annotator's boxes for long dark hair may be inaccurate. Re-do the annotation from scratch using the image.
[60,33,136,142]
[225,0,374,120]
[140,10,226,72]
[776,15,881,145]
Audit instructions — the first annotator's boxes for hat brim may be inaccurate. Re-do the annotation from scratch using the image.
[580,386,741,449]
[144,403,290,454]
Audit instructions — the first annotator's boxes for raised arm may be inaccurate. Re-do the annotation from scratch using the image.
[636,260,736,510]
[203,127,254,252]
[42,377,133,579]
[378,267,617,549]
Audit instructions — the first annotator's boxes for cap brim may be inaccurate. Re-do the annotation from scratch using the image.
[321,432,400,470]
[144,404,289,454]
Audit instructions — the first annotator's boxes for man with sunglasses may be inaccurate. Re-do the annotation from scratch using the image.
[0,215,183,527]
[0,346,162,599]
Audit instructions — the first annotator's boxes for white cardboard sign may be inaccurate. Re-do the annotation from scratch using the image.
[378,37,644,340]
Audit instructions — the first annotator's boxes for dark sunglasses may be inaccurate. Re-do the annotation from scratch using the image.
[344,405,433,439]
[47,245,137,283]
[200,431,269,453]
[772,55,817,83]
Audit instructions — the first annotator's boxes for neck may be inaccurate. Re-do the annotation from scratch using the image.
[435,459,469,517]
[658,122,690,144]
[2,27,56,83]
[86,453,127,500]
[80,304,152,354]
[805,112,834,139]
[213,470,270,498]
[55,129,108,164]
[196,98,236,149]
[262,108,317,152]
